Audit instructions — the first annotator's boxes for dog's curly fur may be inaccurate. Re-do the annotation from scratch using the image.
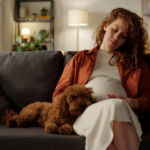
[4,84,96,134]
[0,109,18,124]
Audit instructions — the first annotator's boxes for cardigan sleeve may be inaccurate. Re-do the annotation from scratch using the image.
[52,57,75,102]
[52,52,81,102]
[135,61,150,114]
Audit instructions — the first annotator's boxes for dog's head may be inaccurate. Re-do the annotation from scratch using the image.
[54,84,96,116]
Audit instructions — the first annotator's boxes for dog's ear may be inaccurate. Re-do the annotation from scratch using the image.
[63,85,74,94]
[54,94,70,116]
[85,87,97,103]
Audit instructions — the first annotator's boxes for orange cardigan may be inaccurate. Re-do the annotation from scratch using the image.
[53,46,150,128]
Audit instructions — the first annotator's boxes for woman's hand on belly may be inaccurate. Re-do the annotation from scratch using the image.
[107,94,139,111]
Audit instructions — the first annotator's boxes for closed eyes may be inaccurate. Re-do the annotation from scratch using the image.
[112,29,127,39]
[113,28,118,32]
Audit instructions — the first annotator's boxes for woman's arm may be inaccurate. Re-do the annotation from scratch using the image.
[131,99,139,111]
[52,61,74,101]
[52,52,81,102]
[107,94,139,110]
[134,61,150,113]
[108,60,150,113]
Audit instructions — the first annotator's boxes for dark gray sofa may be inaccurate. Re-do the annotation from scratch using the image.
[0,50,150,150]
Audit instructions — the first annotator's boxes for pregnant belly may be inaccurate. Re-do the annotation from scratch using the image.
[85,77,127,102]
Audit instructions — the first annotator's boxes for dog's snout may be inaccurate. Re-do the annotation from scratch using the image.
[80,104,86,109]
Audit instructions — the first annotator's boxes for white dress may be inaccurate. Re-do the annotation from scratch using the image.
[73,50,143,150]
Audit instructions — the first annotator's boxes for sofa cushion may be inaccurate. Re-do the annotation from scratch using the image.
[0,51,63,112]
[0,125,85,150]
[0,124,150,150]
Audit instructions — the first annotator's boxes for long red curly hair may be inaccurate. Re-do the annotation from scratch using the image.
[93,7,149,72]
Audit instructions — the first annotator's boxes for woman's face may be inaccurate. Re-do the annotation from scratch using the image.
[101,18,129,53]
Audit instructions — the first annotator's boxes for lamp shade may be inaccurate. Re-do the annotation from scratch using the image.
[21,28,30,35]
[68,9,88,26]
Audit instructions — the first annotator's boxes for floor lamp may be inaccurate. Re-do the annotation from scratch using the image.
[68,9,88,51]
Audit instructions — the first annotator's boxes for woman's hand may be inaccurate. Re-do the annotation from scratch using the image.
[107,94,139,111]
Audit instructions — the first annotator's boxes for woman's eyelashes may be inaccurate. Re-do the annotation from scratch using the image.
[113,28,118,32]
[112,28,127,39]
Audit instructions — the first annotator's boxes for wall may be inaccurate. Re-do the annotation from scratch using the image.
[0,0,5,52]
[4,0,15,52]
[54,0,142,51]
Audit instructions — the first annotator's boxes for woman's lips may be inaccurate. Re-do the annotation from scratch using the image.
[110,40,116,45]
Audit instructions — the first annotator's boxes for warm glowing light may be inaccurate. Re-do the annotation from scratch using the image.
[68,9,88,26]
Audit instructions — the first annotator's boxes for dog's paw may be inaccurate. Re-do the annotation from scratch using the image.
[57,124,73,135]
[6,118,17,128]
[17,121,26,128]
[45,124,58,134]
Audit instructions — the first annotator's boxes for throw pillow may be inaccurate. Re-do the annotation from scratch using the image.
[0,90,11,116]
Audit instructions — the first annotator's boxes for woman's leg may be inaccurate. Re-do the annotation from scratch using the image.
[112,121,139,150]
[106,142,117,150]
[106,121,139,150]
[73,99,142,150]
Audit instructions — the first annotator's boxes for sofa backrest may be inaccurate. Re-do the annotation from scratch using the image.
[0,51,63,112]
[0,50,150,112]
[63,51,78,69]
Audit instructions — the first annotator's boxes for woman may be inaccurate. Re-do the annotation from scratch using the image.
[53,7,150,150]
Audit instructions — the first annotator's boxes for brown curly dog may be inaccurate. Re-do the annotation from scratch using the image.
[5,84,96,134]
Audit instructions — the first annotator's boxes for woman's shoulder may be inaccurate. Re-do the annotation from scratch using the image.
[66,50,91,66]
[68,46,98,64]
[74,46,98,57]
[140,59,148,66]
[72,49,95,59]
[139,59,150,71]
[75,49,92,55]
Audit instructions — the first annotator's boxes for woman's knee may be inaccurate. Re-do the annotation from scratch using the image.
[106,142,117,150]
